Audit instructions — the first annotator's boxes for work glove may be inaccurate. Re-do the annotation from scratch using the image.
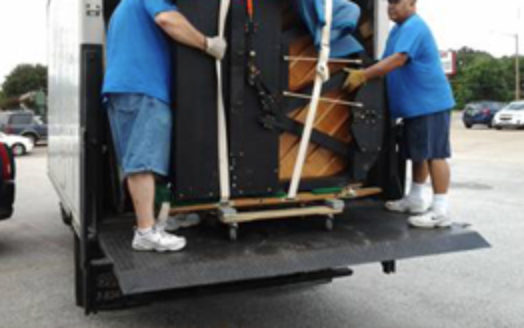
[205,36,227,60]
[343,68,367,93]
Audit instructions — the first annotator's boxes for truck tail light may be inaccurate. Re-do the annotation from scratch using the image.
[0,144,12,180]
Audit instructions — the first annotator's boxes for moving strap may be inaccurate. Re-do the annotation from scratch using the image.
[287,0,334,199]
[217,0,232,202]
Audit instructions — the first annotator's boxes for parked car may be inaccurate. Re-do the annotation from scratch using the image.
[0,141,15,220]
[493,101,524,130]
[0,110,48,144]
[0,132,34,156]
[462,101,506,128]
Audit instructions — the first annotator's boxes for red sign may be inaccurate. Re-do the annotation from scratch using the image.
[440,51,457,76]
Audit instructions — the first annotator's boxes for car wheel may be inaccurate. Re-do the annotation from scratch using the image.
[11,143,26,156]
[23,134,38,145]
[495,126,502,130]
[465,123,472,129]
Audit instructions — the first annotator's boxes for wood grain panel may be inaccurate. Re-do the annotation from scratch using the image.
[280,42,353,180]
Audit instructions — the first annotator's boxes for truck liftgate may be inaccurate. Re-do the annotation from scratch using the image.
[91,202,488,309]
[48,0,489,314]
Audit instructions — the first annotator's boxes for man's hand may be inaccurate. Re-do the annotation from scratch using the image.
[343,68,367,93]
[205,37,227,60]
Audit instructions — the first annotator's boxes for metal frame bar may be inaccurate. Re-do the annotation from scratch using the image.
[283,71,351,114]
[283,91,363,108]
[284,56,362,65]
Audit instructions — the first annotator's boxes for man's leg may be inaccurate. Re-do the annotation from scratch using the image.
[413,160,429,184]
[407,160,429,201]
[428,159,450,194]
[408,111,452,228]
[428,159,450,215]
[129,173,186,252]
[127,172,156,229]
[107,94,185,251]
[385,159,430,214]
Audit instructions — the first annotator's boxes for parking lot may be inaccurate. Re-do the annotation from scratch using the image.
[0,113,523,328]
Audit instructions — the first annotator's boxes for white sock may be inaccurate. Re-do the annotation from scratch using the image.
[432,194,449,215]
[407,182,425,201]
[137,227,153,236]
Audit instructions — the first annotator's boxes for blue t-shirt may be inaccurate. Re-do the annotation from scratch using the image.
[383,14,455,119]
[102,0,178,104]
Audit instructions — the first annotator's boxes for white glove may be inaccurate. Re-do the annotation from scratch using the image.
[205,36,227,60]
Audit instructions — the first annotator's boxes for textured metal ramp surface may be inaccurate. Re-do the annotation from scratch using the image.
[98,202,489,295]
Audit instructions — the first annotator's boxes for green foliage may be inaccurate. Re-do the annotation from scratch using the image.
[449,47,522,108]
[0,89,21,110]
[1,64,47,99]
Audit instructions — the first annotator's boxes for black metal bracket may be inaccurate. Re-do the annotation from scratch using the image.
[381,260,396,274]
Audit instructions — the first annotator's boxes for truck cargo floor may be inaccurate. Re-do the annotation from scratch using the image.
[98,202,489,295]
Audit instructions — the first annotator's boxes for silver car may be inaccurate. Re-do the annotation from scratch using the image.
[493,101,524,130]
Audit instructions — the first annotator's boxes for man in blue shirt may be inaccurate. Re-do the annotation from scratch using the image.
[103,0,227,252]
[344,0,455,229]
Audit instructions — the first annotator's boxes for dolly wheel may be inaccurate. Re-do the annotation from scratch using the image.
[325,215,334,231]
[228,224,239,241]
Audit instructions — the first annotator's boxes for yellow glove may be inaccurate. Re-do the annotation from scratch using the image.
[343,68,367,93]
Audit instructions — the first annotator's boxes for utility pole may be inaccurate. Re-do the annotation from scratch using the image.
[516,7,521,100]
[492,30,521,100]
[515,33,520,100]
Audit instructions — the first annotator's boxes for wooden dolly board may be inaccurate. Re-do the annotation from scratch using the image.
[169,186,382,240]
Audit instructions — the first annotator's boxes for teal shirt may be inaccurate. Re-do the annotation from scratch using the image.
[103,0,178,104]
[383,14,455,119]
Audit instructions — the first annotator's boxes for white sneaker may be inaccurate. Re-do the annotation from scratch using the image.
[408,210,452,229]
[385,197,428,214]
[163,213,201,232]
[132,228,186,252]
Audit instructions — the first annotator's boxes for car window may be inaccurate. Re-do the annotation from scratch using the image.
[33,116,44,125]
[10,114,33,125]
[465,105,480,114]
[506,103,524,111]
[0,113,8,125]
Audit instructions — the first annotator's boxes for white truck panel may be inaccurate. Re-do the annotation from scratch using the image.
[375,0,391,59]
[48,0,104,229]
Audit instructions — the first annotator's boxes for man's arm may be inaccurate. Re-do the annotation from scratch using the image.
[155,11,206,51]
[363,53,409,80]
[343,53,408,92]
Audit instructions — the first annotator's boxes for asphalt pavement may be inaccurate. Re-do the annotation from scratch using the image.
[0,114,523,328]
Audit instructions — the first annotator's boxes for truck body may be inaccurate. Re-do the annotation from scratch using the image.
[48,0,488,314]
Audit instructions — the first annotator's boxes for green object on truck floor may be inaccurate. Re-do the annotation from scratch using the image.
[311,187,343,195]
[274,191,288,198]
[155,183,172,208]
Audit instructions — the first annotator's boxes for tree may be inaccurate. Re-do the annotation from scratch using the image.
[454,47,492,72]
[456,58,511,107]
[500,55,524,100]
[2,64,47,99]
[0,89,21,110]
[449,48,515,108]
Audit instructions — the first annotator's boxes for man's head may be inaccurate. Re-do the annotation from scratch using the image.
[388,0,417,24]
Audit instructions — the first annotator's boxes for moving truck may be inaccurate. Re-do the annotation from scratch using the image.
[48,0,488,314]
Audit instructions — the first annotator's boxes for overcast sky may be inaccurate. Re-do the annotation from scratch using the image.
[0,0,523,86]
